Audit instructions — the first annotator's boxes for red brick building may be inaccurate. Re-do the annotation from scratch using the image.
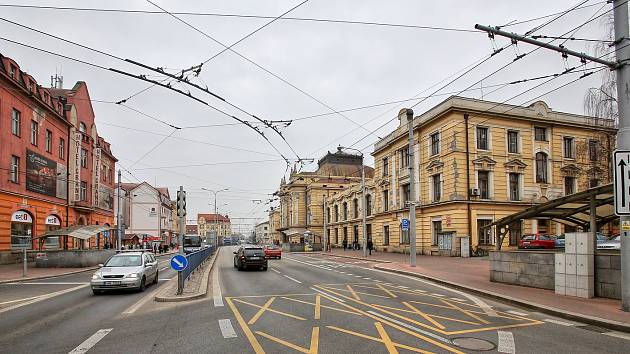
[0,53,116,263]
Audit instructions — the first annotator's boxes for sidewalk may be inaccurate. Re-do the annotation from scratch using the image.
[320,248,630,330]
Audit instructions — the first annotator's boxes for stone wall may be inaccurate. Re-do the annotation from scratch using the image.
[489,250,556,290]
[595,252,621,299]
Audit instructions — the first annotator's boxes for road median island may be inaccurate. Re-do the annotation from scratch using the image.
[373,264,630,334]
[155,248,220,302]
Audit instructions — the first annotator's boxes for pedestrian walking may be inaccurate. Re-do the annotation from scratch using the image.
[367,239,373,255]
[342,238,347,251]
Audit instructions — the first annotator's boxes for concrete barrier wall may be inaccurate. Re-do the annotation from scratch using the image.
[35,250,116,268]
[489,250,556,290]
[595,252,621,299]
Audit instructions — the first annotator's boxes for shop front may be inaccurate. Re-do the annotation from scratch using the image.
[44,214,62,249]
[11,210,34,251]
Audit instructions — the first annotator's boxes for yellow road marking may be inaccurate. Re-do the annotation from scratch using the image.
[375,322,399,354]
[407,299,522,321]
[402,302,446,330]
[376,283,398,298]
[233,298,306,321]
[256,327,319,354]
[444,321,544,335]
[309,327,319,354]
[314,295,321,320]
[372,303,478,327]
[224,293,315,298]
[429,314,482,326]
[225,297,265,354]
[323,285,390,299]
[439,299,490,324]
[279,296,362,316]
[248,297,276,325]
[346,285,361,301]
[327,325,434,354]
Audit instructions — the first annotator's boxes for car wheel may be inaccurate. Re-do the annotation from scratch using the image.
[278,256,281,260]
[153,270,159,285]
[262,266,268,271]
[92,289,101,295]
[237,263,242,271]
[139,276,146,292]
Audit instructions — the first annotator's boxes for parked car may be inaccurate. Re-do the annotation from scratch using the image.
[264,245,282,259]
[91,251,159,294]
[596,232,609,249]
[234,245,268,271]
[518,234,555,249]
[598,235,621,250]
[554,234,565,248]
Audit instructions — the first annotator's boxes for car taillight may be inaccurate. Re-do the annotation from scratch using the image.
[240,256,245,260]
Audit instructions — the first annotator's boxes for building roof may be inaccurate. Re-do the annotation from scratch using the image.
[198,213,230,223]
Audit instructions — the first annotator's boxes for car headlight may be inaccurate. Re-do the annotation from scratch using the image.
[92,273,101,280]
[125,273,139,279]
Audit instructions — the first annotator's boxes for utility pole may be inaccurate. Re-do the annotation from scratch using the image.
[323,196,328,252]
[360,157,367,257]
[475,0,629,309]
[117,169,122,251]
[407,109,417,267]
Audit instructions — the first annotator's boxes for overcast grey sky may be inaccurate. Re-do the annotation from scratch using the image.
[0,0,613,232]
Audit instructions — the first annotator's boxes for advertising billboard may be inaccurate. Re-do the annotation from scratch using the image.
[26,149,59,197]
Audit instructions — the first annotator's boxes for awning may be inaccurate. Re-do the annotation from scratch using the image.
[37,225,112,240]
[283,229,307,237]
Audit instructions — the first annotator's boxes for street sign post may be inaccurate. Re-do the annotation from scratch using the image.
[614,150,630,216]
[401,218,410,232]
[170,254,188,271]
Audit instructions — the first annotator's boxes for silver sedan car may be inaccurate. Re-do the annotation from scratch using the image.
[91,251,159,295]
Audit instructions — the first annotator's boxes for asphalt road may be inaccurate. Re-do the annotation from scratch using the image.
[1,247,629,354]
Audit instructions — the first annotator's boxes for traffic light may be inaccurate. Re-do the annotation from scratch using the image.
[177,190,186,217]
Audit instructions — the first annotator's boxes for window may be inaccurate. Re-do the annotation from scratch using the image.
[509,173,520,201]
[382,189,389,212]
[59,138,65,159]
[534,127,547,141]
[507,130,519,153]
[400,223,410,244]
[589,178,600,188]
[565,176,576,195]
[382,157,389,176]
[400,147,409,168]
[430,132,440,156]
[334,229,338,245]
[366,195,372,216]
[353,225,359,243]
[334,205,339,222]
[81,148,88,168]
[11,109,21,136]
[402,184,411,205]
[30,120,38,145]
[588,139,599,161]
[366,224,372,242]
[80,181,87,201]
[9,64,17,79]
[478,171,490,199]
[432,220,442,245]
[383,225,389,246]
[79,122,87,133]
[563,137,575,159]
[509,221,521,246]
[353,198,358,218]
[45,130,52,153]
[343,202,348,220]
[343,227,348,242]
[535,152,548,183]
[478,219,493,245]
[10,156,20,183]
[476,126,489,150]
[432,174,442,202]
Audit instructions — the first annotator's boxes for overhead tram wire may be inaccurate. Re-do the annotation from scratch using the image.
[0,17,300,163]
[144,0,380,143]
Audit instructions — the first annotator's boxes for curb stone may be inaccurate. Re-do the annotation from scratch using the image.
[155,248,220,302]
[374,265,630,334]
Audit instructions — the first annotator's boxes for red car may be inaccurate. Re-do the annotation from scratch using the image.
[518,234,556,249]
[264,245,282,259]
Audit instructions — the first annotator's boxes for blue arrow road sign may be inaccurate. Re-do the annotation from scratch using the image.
[401,218,410,231]
[170,254,188,271]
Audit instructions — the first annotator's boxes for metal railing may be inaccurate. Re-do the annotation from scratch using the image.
[182,246,215,281]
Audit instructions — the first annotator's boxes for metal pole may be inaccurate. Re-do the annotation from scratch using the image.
[613,0,630,311]
[117,169,122,251]
[407,109,417,267]
[361,160,368,257]
[323,196,328,252]
[22,248,27,277]
[214,192,218,249]
[177,186,185,295]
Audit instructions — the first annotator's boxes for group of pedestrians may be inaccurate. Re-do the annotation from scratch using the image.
[341,238,374,255]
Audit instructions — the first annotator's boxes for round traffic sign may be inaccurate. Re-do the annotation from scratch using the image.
[170,254,188,271]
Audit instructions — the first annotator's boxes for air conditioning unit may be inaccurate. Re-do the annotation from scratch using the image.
[470,188,480,197]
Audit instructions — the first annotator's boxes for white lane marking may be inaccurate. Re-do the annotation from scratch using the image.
[7,282,89,285]
[0,294,45,305]
[218,319,238,338]
[213,264,223,307]
[367,311,452,344]
[346,274,354,276]
[122,287,158,314]
[603,331,630,340]
[497,331,515,354]
[160,267,168,271]
[506,310,529,316]
[68,328,113,354]
[0,284,88,315]
[398,286,409,289]
[283,275,302,284]
[431,293,445,297]
[311,287,345,303]
[158,278,171,282]
[543,318,576,326]
[270,268,281,274]
[449,298,466,302]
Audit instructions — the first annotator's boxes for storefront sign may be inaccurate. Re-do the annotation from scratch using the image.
[93,148,101,206]
[73,132,82,201]
[45,215,61,225]
[26,149,58,197]
[11,211,33,223]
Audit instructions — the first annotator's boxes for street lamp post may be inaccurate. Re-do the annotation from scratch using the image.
[202,188,229,249]
[337,146,368,257]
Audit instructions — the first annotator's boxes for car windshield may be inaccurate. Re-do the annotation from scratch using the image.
[105,255,142,267]
[245,248,264,256]
[184,236,201,247]
[522,236,535,241]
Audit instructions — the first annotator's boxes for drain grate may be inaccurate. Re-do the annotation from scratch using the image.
[451,337,496,351]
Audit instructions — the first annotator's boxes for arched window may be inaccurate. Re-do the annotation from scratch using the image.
[79,122,87,133]
[366,195,372,216]
[334,205,339,222]
[535,152,548,183]
[343,202,348,220]
[44,214,61,249]
[11,210,33,250]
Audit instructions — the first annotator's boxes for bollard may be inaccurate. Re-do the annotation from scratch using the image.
[22,249,27,277]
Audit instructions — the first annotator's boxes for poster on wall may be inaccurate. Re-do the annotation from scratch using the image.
[98,185,114,210]
[56,164,67,199]
[26,149,58,197]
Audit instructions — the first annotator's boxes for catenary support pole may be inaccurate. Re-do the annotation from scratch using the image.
[407,109,417,267]
[117,169,122,251]
[323,196,328,252]
[361,162,367,257]
[613,0,630,312]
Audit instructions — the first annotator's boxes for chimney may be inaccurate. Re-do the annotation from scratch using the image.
[398,108,410,127]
